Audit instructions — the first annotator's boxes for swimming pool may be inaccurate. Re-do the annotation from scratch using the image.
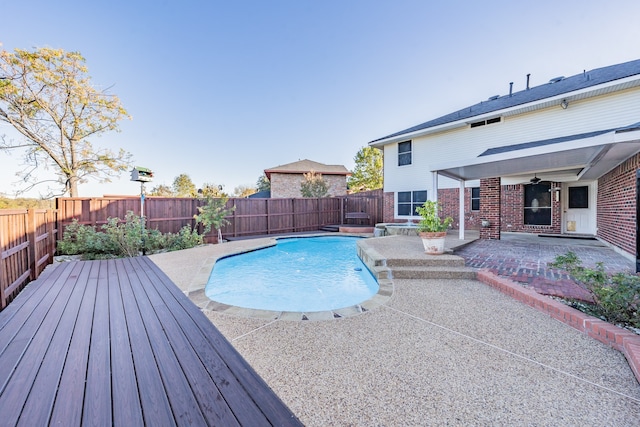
[205,236,379,312]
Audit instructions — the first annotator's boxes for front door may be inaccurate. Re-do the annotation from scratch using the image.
[562,181,597,235]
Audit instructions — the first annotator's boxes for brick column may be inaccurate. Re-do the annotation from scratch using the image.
[382,192,395,223]
[480,177,501,240]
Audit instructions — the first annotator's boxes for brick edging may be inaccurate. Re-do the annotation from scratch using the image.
[476,269,640,384]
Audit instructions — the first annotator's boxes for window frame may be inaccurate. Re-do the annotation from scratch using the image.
[470,187,480,211]
[397,190,427,217]
[397,141,412,166]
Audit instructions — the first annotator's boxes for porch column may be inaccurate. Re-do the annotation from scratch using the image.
[431,171,438,202]
[480,177,501,240]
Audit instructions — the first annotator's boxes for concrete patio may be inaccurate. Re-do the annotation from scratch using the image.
[149,233,640,426]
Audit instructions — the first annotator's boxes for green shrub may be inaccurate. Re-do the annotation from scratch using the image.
[550,251,640,329]
[58,219,111,256]
[164,225,204,251]
[101,213,145,257]
[58,211,204,259]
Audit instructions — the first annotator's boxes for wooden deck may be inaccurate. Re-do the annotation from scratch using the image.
[0,257,302,426]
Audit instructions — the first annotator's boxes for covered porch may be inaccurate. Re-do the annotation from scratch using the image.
[432,123,640,244]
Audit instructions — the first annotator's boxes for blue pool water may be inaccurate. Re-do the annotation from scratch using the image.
[205,236,379,312]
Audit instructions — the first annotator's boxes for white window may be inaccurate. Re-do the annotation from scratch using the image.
[397,190,427,216]
[471,187,480,211]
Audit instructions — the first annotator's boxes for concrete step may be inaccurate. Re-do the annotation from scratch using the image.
[385,255,466,268]
[389,266,477,280]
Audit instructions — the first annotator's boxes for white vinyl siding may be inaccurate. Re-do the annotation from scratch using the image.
[382,87,640,193]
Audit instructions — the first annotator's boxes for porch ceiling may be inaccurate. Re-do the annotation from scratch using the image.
[433,128,640,182]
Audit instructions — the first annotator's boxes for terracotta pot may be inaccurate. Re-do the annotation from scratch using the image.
[418,231,447,255]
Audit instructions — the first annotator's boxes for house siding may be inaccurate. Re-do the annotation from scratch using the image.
[597,153,639,256]
[382,87,640,195]
[270,173,348,198]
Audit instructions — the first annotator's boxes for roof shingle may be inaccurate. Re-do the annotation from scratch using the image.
[371,59,640,143]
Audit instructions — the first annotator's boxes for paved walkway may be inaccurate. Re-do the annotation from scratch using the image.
[455,232,636,301]
[149,236,640,426]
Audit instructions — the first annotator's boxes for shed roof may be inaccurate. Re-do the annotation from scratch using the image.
[371,59,640,144]
[264,159,350,179]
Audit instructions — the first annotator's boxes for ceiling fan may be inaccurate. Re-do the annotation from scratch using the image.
[530,174,541,185]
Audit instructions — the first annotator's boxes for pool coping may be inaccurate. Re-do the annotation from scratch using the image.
[183,233,394,321]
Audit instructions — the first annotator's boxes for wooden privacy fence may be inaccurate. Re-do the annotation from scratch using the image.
[0,209,57,309]
[56,191,383,240]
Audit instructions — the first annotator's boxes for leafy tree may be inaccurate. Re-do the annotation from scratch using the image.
[233,185,256,198]
[199,182,227,198]
[0,196,54,209]
[348,146,383,192]
[300,171,329,198]
[0,47,131,197]
[172,173,197,197]
[256,173,271,192]
[194,197,235,244]
[148,184,174,197]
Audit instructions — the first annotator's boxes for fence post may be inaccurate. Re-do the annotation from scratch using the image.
[48,209,57,265]
[27,209,37,281]
[0,214,5,309]
[292,199,296,232]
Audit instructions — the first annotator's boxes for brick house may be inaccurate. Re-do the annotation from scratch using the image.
[264,159,350,198]
[369,59,640,264]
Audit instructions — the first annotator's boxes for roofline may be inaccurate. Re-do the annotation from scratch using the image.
[264,170,352,179]
[369,73,640,148]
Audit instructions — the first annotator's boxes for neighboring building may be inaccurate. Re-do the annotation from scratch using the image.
[264,159,350,198]
[370,59,640,261]
[247,190,271,198]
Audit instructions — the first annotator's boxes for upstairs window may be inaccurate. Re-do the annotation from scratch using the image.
[398,141,412,166]
[397,190,427,216]
[470,117,501,128]
[470,187,480,211]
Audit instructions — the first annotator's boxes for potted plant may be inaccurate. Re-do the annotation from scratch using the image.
[415,200,453,255]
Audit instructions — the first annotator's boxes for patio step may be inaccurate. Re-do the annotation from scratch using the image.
[387,265,476,280]
[359,241,475,281]
[384,255,466,268]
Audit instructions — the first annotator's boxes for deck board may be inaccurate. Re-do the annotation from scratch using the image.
[108,259,145,426]
[83,261,112,426]
[0,261,84,421]
[50,262,100,425]
[18,261,92,426]
[0,257,302,426]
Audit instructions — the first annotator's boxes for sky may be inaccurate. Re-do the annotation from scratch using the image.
[1,0,640,198]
